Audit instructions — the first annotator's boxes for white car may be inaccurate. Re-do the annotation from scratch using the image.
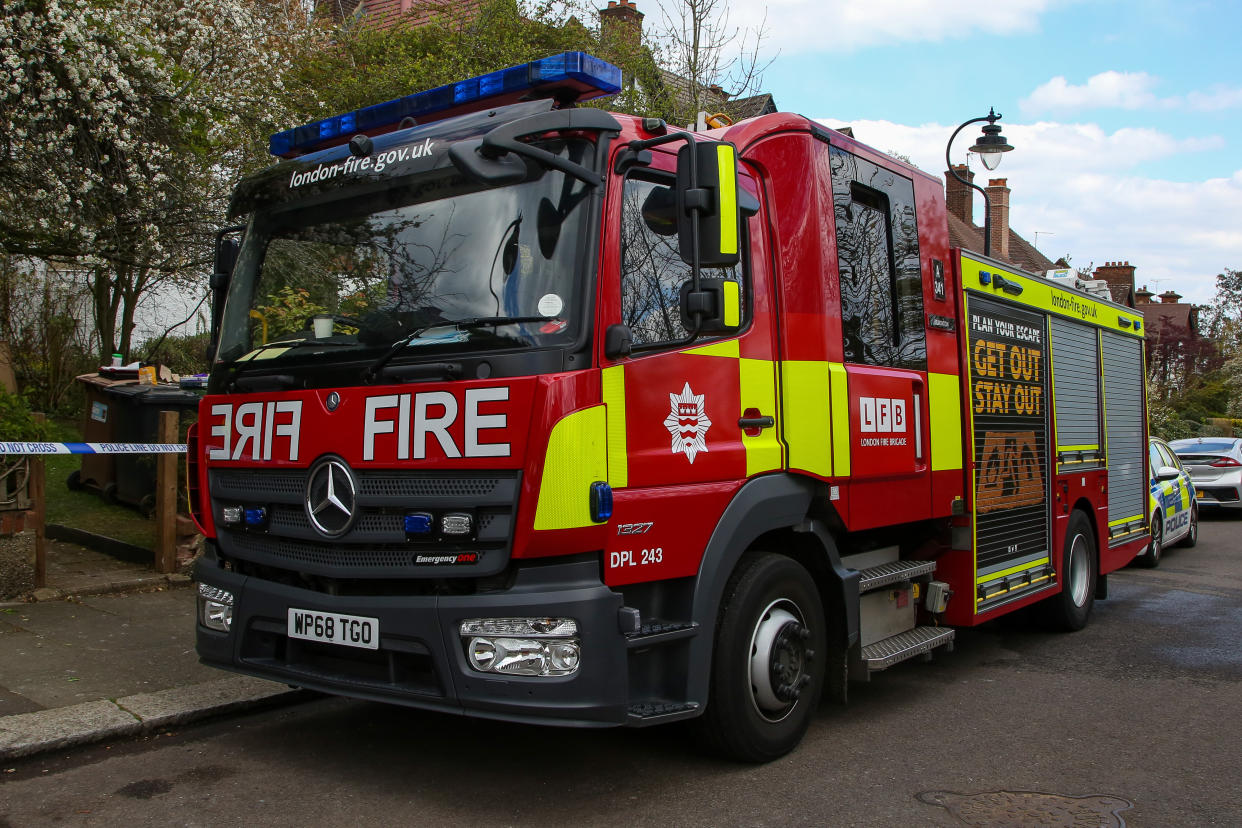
[1169,437,1242,511]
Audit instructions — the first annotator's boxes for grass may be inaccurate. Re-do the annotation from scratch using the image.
[40,419,157,550]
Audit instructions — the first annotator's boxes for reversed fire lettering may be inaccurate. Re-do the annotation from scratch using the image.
[976,430,1044,513]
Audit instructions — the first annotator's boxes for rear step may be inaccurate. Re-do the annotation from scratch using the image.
[860,626,955,673]
[857,559,936,593]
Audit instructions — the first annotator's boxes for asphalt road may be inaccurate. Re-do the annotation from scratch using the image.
[3,513,1241,827]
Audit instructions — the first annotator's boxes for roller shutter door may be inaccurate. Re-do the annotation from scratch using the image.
[1049,317,1102,469]
[1101,331,1145,538]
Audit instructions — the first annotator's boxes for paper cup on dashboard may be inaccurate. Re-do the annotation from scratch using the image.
[312,315,333,338]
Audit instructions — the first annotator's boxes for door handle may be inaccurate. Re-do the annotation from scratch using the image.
[739,409,774,436]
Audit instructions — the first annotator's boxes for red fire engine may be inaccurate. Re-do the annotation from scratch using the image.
[192,53,1151,761]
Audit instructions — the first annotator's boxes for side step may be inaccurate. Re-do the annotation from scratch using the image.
[627,700,700,725]
[624,620,698,649]
[857,560,936,593]
[861,626,955,672]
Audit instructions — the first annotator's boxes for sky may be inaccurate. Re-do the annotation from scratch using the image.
[714,0,1241,304]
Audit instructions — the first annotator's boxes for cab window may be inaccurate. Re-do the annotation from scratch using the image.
[618,174,747,347]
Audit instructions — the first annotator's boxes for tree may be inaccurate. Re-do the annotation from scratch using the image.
[653,0,773,127]
[0,0,321,360]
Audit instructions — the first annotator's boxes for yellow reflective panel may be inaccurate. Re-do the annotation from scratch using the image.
[779,361,833,477]
[928,372,963,471]
[602,366,628,489]
[533,405,608,530]
[722,279,741,328]
[716,144,737,256]
[740,358,782,476]
[829,363,851,476]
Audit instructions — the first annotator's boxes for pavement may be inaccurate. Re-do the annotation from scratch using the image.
[0,541,302,763]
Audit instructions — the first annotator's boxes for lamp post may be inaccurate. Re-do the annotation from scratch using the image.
[945,108,1014,258]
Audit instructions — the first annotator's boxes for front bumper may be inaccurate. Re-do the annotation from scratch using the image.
[194,546,628,727]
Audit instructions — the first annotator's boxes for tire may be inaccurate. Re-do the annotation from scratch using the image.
[1137,514,1162,569]
[696,554,827,762]
[101,481,119,504]
[139,493,157,518]
[66,469,83,491]
[1177,504,1199,548]
[1042,510,1097,631]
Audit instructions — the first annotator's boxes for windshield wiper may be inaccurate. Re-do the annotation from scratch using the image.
[364,315,554,382]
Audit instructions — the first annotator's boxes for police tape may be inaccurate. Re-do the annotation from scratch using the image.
[0,442,188,455]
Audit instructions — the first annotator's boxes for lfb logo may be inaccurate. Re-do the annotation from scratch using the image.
[664,382,711,464]
[859,397,906,433]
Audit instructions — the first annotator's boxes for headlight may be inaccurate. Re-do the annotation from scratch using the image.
[197,583,234,632]
[460,617,580,677]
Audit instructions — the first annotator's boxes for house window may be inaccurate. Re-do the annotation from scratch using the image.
[830,146,926,369]
[619,175,745,347]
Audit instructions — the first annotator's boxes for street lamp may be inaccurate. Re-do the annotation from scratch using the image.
[946,108,1014,257]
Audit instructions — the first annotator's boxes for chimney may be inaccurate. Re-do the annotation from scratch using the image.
[945,165,973,225]
[986,178,1010,261]
[1093,261,1137,307]
[1135,284,1154,304]
[599,0,644,56]
[1159,289,1182,304]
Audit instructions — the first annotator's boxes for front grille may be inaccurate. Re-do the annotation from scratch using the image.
[211,468,519,579]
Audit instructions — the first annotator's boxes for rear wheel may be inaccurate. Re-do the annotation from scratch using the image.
[1042,510,1097,631]
[697,554,826,763]
[1137,514,1162,569]
[1177,504,1199,548]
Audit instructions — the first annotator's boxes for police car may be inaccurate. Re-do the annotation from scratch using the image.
[1138,437,1198,568]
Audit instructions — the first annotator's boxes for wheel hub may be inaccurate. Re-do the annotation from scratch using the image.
[749,602,815,721]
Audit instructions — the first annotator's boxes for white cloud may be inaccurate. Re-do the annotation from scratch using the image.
[645,0,1057,55]
[1185,86,1242,112]
[1020,71,1163,114]
[816,117,1239,303]
[1021,72,1242,115]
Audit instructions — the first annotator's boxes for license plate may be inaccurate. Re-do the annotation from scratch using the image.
[287,608,379,650]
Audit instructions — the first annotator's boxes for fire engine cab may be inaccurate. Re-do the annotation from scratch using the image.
[192,53,1150,761]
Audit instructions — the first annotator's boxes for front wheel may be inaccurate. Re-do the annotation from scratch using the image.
[1042,510,1097,631]
[697,554,826,762]
[1137,514,1162,569]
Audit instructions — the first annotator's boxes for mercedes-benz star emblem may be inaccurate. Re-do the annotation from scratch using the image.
[326,391,340,411]
[305,456,358,538]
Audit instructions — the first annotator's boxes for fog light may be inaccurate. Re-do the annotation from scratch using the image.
[460,618,580,677]
[197,583,234,632]
[221,506,242,525]
[441,513,472,536]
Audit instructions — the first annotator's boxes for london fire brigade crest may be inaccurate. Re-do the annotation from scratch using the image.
[664,382,711,464]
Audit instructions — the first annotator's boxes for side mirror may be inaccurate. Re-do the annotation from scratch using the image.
[1155,466,1181,482]
[676,141,740,268]
[604,324,633,360]
[208,229,243,360]
[679,278,741,334]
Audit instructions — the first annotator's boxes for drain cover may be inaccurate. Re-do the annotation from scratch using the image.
[917,790,1132,827]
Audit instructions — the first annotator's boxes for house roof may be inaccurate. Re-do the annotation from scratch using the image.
[1141,303,1199,337]
[945,212,1056,275]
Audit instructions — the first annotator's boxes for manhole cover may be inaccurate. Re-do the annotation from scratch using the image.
[917,790,1132,827]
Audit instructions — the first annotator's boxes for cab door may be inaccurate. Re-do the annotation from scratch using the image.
[828,146,930,528]
[598,155,782,585]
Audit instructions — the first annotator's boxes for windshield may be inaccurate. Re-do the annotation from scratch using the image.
[216,139,593,367]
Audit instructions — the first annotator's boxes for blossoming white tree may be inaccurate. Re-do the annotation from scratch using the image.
[0,0,320,359]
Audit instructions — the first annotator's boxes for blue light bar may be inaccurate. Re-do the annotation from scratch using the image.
[270,52,622,158]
